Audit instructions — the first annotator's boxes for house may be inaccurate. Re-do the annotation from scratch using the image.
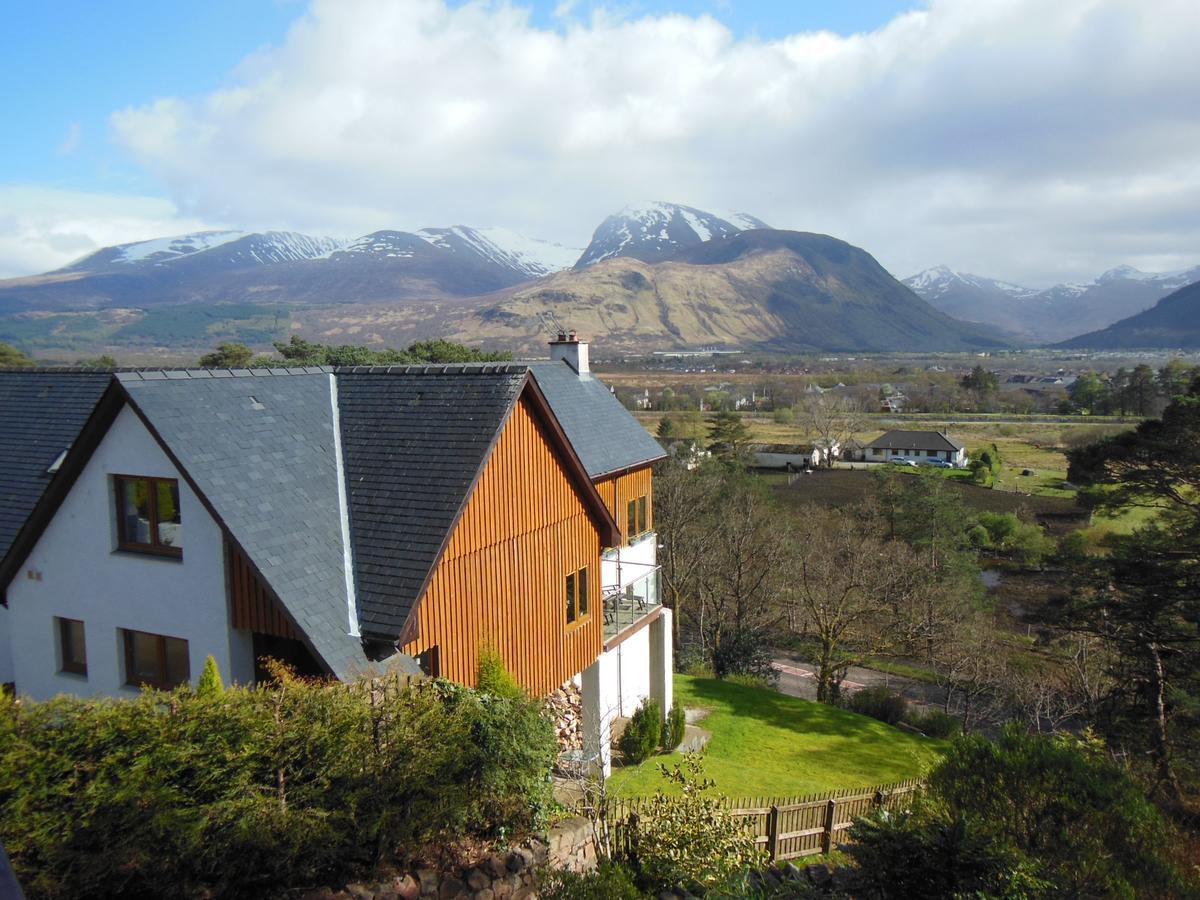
[864,430,967,467]
[0,334,665,775]
[751,440,840,470]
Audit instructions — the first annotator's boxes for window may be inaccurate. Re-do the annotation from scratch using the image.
[626,495,650,541]
[58,617,87,676]
[115,476,182,556]
[565,566,589,625]
[123,629,190,689]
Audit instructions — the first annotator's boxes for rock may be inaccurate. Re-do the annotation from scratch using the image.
[466,869,491,891]
[486,854,509,879]
[494,873,522,898]
[506,849,533,873]
[395,874,421,900]
[806,863,832,888]
[474,890,495,900]
[418,869,440,896]
[347,884,374,900]
[512,888,538,900]
[439,875,467,899]
[782,862,804,882]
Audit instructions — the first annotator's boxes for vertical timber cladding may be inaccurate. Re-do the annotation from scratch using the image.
[594,466,653,547]
[402,396,603,695]
[227,538,298,640]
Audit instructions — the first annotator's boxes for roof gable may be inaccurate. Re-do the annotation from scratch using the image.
[527,362,666,478]
[0,371,112,573]
[117,368,371,679]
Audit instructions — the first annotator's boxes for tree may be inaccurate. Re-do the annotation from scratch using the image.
[1068,371,1107,414]
[196,655,224,697]
[0,342,33,367]
[704,410,752,463]
[655,416,675,440]
[788,507,925,702]
[199,342,255,368]
[76,354,117,368]
[960,365,999,395]
[794,391,863,466]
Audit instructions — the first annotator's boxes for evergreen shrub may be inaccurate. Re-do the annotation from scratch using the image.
[847,685,908,725]
[618,698,662,765]
[662,702,687,751]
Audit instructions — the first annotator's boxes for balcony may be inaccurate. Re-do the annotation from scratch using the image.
[602,567,662,641]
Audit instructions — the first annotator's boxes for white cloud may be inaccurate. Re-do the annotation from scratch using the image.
[0,186,220,278]
[17,0,1200,285]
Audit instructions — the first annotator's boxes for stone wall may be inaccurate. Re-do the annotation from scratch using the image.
[302,817,597,900]
[543,681,582,751]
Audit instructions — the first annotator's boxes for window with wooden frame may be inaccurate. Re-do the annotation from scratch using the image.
[115,476,182,556]
[57,617,87,676]
[565,566,589,625]
[626,495,650,541]
[122,628,190,689]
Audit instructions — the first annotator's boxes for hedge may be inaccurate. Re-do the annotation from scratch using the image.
[0,668,557,898]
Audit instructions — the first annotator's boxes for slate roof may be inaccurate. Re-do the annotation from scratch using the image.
[527,361,666,478]
[117,368,373,680]
[867,430,966,452]
[335,365,528,639]
[0,371,112,565]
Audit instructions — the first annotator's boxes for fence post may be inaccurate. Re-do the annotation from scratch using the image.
[821,799,837,855]
[767,805,780,861]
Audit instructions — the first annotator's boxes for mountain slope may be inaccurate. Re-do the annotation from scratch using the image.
[1055,280,1200,348]
[454,230,1004,353]
[575,202,769,267]
[907,263,1200,343]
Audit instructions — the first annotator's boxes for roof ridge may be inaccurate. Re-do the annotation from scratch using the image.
[333,363,531,375]
[116,366,332,381]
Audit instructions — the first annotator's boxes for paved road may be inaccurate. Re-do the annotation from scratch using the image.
[773,653,948,712]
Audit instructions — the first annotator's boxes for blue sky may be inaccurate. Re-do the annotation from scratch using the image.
[2,1,915,195]
[2,0,1198,285]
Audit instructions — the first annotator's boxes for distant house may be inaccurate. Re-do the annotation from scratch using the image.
[864,430,967,467]
[0,335,666,775]
[751,440,839,470]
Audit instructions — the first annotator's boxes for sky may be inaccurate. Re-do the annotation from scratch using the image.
[2,0,1198,285]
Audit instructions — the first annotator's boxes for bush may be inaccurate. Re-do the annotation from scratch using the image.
[618,699,662,765]
[711,629,779,685]
[662,702,687,752]
[477,643,523,699]
[906,708,962,739]
[196,655,224,697]
[0,670,557,898]
[844,806,1050,899]
[847,686,908,725]
[631,757,765,894]
[966,523,990,548]
[929,725,1192,897]
[539,860,645,899]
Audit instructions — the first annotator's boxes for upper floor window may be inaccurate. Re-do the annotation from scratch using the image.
[115,476,182,557]
[57,617,87,676]
[123,628,190,690]
[566,566,589,625]
[626,495,649,541]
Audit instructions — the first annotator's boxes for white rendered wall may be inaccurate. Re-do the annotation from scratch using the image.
[601,530,657,593]
[6,405,255,700]
[0,606,11,686]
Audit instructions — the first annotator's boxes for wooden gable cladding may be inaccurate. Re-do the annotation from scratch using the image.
[227,538,298,640]
[401,395,603,695]
[594,465,653,547]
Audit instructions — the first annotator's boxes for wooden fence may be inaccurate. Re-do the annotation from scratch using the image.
[603,779,922,862]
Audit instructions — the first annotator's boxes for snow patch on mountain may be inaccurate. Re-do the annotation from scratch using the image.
[576,202,772,267]
[417,225,580,278]
[117,230,247,264]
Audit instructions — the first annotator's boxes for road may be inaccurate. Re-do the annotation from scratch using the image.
[772,653,948,711]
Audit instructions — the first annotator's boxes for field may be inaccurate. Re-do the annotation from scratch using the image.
[605,675,943,798]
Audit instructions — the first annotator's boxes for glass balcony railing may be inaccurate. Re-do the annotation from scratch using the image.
[602,567,661,640]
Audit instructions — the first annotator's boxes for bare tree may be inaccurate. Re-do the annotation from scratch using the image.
[794,392,866,466]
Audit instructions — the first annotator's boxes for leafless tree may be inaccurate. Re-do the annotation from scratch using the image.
[794,392,866,466]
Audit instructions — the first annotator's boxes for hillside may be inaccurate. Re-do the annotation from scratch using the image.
[1055,280,1200,348]
[453,230,1005,353]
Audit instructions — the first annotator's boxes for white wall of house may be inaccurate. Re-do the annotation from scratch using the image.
[601,530,657,592]
[0,606,11,686]
[5,405,255,700]
[865,446,967,467]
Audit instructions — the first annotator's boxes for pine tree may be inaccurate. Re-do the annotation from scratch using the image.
[196,655,224,697]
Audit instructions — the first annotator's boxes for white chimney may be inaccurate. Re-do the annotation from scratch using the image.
[549,329,589,374]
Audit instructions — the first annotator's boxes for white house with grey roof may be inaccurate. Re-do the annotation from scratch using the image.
[864,430,968,467]
[0,337,669,776]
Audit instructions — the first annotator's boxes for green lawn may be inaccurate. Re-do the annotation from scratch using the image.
[606,675,944,799]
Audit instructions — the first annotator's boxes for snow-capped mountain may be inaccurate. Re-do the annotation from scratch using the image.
[575,202,770,268]
[66,230,346,272]
[905,263,1200,344]
[417,226,581,279]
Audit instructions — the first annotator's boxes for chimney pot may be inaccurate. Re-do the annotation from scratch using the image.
[556,330,567,342]
[548,329,589,374]
[568,329,577,341]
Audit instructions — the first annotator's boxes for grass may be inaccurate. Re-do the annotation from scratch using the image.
[606,675,943,798]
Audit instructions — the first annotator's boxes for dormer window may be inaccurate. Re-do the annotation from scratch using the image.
[115,476,182,557]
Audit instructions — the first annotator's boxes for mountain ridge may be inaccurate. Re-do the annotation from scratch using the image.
[1054,280,1200,348]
